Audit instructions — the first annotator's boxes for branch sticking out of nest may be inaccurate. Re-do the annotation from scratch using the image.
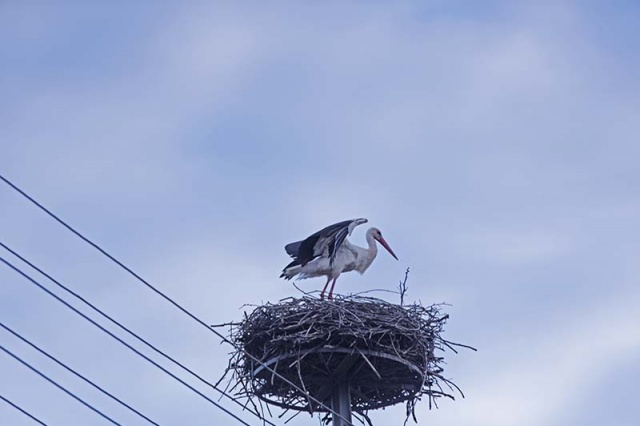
[214,293,474,425]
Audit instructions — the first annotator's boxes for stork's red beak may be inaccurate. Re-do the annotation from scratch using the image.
[377,236,398,260]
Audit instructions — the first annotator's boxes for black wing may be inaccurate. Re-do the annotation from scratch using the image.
[284,218,368,266]
[285,241,302,258]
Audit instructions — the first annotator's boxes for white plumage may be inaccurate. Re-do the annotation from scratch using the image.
[281,219,398,300]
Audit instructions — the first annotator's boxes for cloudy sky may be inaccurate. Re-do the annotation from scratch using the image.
[1,1,639,425]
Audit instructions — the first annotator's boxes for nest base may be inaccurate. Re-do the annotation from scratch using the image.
[253,346,424,412]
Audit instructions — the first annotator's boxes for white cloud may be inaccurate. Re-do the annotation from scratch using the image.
[451,228,576,265]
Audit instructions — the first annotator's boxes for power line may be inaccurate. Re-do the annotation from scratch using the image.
[0,173,352,425]
[0,255,254,426]
[0,321,161,426]
[0,344,122,425]
[0,241,276,426]
[0,394,48,426]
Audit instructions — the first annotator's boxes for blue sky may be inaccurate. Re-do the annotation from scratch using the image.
[1,1,639,425]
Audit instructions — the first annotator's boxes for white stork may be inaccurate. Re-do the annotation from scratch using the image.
[280,218,398,300]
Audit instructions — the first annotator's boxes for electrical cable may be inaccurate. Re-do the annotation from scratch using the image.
[0,393,48,426]
[0,321,161,426]
[0,344,122,425]
[0,240,276,426]
[0,255,254,426]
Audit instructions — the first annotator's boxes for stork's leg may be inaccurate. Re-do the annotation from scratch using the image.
[320,276,331,300]
[327,277,339,301]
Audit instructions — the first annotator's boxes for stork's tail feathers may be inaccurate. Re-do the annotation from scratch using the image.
[280,259,301,280]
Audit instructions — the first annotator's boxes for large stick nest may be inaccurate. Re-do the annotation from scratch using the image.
[216,293,471,424]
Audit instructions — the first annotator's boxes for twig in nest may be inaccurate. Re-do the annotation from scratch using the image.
[398,268,410,306]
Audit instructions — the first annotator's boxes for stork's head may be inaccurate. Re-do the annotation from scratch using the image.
[370,227,399,260]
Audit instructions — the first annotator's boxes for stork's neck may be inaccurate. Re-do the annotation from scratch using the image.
[366,230,378,254]
[351,230,378,274]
